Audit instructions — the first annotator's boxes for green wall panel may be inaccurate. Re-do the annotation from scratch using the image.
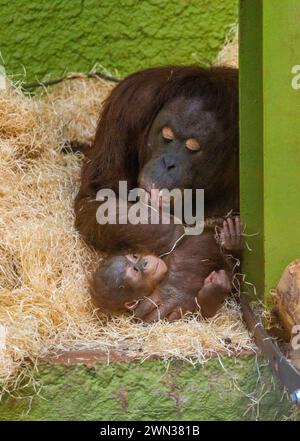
[239,0,300,302]
[0,0,237,81]
[239,0,264,296]
[263,0,300,302]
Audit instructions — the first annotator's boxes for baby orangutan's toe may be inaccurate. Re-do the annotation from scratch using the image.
[204,269,231,291]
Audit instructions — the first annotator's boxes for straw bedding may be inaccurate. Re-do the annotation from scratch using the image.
[0,38,255,394]
[214,25,238,68]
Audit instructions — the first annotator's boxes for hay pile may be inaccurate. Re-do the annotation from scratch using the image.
[215,26,238,67]
[0,71,253,394]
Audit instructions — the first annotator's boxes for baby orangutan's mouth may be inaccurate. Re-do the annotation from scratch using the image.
[152,260,159,276]
[154,258,164,275]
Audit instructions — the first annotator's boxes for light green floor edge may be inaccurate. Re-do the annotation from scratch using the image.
[0,356,297,421]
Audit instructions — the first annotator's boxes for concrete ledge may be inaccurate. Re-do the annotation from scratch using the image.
[43,348,256,365]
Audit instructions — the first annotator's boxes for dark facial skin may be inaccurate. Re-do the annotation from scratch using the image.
[138,96,225,196]
[92,254,168,313]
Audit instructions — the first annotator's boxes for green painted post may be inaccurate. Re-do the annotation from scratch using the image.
[240,0,300,303]
[239,0,264,297]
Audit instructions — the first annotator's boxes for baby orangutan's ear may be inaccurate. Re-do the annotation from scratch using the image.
[124,300,141,310]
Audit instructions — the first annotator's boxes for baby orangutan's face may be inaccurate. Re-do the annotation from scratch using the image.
[124,254,167,293]
[91,254,168,314]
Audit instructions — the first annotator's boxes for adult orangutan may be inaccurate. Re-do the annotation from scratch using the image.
[74,65,239,321]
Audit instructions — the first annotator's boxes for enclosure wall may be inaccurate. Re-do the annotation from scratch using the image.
[0,0,237,80]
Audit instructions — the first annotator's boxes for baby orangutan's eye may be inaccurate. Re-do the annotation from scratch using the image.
[140,259,148,269]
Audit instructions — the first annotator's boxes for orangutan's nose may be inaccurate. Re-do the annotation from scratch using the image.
[162,156,176,172]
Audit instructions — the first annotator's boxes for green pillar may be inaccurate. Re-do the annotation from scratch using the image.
[239,0,300,303]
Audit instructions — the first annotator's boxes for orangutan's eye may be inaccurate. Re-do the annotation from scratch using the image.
[162,126,175,142]
[185,138,201,151]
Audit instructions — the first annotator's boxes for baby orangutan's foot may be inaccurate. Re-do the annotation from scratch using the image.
[204,269,231,290]
[197,269,231,318]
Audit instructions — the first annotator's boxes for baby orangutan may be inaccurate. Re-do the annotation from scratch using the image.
[91,253,168,314]
[91,218,243,321]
